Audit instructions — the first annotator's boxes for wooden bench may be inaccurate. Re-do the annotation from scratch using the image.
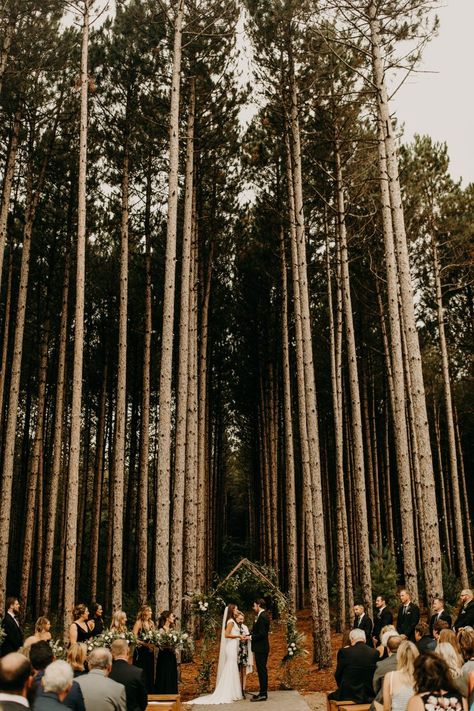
[328,699,355,711]
[339,704,371,711]
[146,693,181,711]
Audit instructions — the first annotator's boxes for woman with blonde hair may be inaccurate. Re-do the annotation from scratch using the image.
[133,604,156,693]
[383,640,419,711]
[439,628,463,656]
[435,642,467,696]
[377,625,398,659]
[24,617,52,647]
[110,610,128,634]
[67,642,87,677]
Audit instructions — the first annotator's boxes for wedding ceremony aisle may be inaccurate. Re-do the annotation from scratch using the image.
[182,690,317,711]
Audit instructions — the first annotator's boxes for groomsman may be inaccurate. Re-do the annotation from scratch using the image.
[454,589,474,631]
[396,589,420,642]
[372,595,393,646]
[1,597,24,656]
[429,597,451,636]
[352,603,373,645]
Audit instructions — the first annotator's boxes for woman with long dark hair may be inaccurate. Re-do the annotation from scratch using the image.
[154,610,179,694]
[406,653,467,711]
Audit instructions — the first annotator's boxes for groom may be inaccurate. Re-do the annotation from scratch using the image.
[250,598,270,702]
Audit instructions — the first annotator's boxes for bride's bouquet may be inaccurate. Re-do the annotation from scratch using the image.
[87,629,137,653]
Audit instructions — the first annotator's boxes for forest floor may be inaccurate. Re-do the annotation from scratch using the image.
[181,609,339,707]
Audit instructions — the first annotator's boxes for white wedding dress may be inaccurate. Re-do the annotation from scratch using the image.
[189,609,243,705]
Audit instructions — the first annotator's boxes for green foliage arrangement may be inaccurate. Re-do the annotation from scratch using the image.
[370,546,399,608]
[49,639,66,660]
[280,615,309,691]
[87,629,137,653]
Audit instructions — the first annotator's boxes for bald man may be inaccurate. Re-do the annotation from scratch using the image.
[454,589,474,631]
[0,652,33,709]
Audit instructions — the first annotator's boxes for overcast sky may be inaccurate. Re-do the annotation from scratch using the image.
[391,0,473,185]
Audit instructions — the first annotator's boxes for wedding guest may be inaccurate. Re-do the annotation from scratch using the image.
[30,641,85,711]
[406,653,466,711]
[429,598,452,637]
[66,644,87,678]
[382,640,418,711]
[34,660,74,710]
[328,628,379,702]
[110,612,128,635]
[132,605,155,694]
[376,627,399,660]
[69,606,92,646]
[433,620,449,643]
[439,629,463,657]
[372,635,402,706]
[455,591,474,632]
[435,642,467,697]
[414,623,436,654]
[89,604,105,638]
[396,590,420,642]
[0,652,33,709]
[353,603,374,646]
[1,598,24,656]
[459,630,474,686]
[109,639,147,711]
[75,648,126,711]
[24,619,52,648]
[154,611,178,695]
[236,611,253,697]
[374,596,394,647]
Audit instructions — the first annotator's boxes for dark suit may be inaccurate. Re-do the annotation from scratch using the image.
[1,613,24,655]
[416,635,436,654]
[329,641,379,702]
[33,671,85,711]
[429,610,452,636]
[34,691,68,710]
[252,611,270,697]
[352,613,373,646]
[109,660,147,711]
[454,600,474,631]
[396,603,420,641]
[373,607,393,644]
[0,699,30,710]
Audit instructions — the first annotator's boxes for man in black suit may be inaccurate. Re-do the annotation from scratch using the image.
[372,595,393,646]
[1,598,24,656]
[454,589,474,631]
[109,639,147,711]
[352,603,373,646]
[250,598,270,702]
[429,597,452,636]
[0,652,33,709]
[414,622,436,654]
[396,589,420,642]
[328,629,379,702]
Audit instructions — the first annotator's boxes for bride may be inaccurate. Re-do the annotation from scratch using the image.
[189,603,245,705]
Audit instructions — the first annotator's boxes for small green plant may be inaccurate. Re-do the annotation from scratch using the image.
[370,546,399,608]
[197,658,214,694]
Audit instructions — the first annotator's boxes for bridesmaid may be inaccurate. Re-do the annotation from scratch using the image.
[133,604,156,693]
[69,604,93,645]
[24,617,52,647]
[154,611,178,694]
[110,610,128,634]
[89,602,105,637]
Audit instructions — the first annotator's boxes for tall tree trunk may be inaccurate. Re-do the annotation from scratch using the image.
[369,2,442,598]
[89,364,107,602]
[0,249,13,423]
[63,0,91,637]
[0,18,14,94]
[155,0,185,614]
[453,407,473,569]
[0,109,21,289]
[433,403,452,568]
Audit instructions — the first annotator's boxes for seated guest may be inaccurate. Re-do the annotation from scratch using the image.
[396,590,420,642]
[382,641,418,711]
[0,652,33,709]
[429,598,452,637]
[373,596,394,647]
[75,648,126,711]
[439,629,463,657]
[1,598,24,656]
[433,620,450,644]
[372,635,402,707]
[24,619,52,648]
[30,641,85,711]
[455,591,474,633]
[66,645,87,678]
[460,630,474,685]
[435,642,467,697]
[353,603,374,646]
[414,623,436,654]
[377,627,399,660]
[328,628,379,702]
[34,660,74,710]
[109,639,147,711]
[406,652,466,711]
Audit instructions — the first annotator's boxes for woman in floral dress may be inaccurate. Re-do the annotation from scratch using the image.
[236,611,253,697]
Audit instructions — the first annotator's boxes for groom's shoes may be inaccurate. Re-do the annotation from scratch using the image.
[251,695,268,702]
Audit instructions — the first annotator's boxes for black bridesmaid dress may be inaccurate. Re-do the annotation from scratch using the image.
[134,628,156,693]
[155,647,178,694]
[74,623,92,643]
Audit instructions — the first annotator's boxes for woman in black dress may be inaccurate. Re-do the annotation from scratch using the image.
[89,602,105,638]
[154,610,178,694]
[133,604,156,693]
[69,604,93,645]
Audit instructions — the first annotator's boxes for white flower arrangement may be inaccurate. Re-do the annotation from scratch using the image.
[49,639,66,660]
[87,629,137,653]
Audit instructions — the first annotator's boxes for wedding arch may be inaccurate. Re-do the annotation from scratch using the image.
[190,558,307,692]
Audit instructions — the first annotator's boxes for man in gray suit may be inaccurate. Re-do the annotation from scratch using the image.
[370,635,402,709]
[76,648,126,711]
